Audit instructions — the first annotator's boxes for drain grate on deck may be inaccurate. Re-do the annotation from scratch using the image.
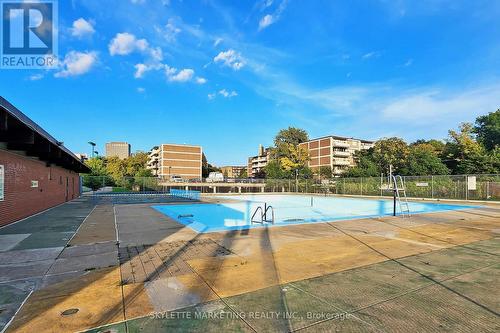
[118,239,232,285]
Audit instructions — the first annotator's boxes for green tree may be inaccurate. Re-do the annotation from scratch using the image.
[443,122,500,174]
[410,139,445,157]
[264,160,287,179]
[238,168,248,178]
[401,145,449,175]
[316,166,334,179]
[372,137,409,173]
[125,152,151,177]
[344,149,381,177]
[474,109,500,151]
[274,127,309,147]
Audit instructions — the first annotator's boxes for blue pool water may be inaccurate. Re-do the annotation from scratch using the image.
[152,194,479,233]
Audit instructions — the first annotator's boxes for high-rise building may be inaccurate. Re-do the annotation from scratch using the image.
[220,165,246,178]
[247,144,270,178]
[299,135,374,177]
[105,142,131,159]
[147,144,203,180]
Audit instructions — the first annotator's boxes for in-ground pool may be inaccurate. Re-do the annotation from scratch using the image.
[152,194,479,233]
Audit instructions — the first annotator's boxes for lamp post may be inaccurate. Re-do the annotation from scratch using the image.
[295,169,299,193]
[88,142,96,158]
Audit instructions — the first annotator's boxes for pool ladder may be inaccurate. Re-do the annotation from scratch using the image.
[392,175,411,217]
[251,204,275,224]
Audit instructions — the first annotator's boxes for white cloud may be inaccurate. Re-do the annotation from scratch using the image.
[134,63,149,78]
[380,86,500,124]
[208,93,216,100]
[258,0,289,31]
[259,14,274,30]
[109,33,149,56]
[55,51,98,78]
[131,0,146,4]
[149,47,163,62]
[71,18,95,38]
[214,49,245,70]
[362,51,381,59]
[169,68,194,82]
[213,37,223,47]
[164,18,181,42]
[195,77,207,84]
[219,89,238,98]
[137,87,146,93]
[28,73,44,81]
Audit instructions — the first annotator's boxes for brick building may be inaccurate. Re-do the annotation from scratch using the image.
[220,165,246,178]
[105,142,131,159]
[299,135,374,177]
[0,97,89,227]
[147,144,203,180]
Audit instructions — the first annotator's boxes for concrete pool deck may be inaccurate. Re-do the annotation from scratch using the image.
[0,196,499,332]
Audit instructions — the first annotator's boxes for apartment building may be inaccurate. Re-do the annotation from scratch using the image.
[247,145,270,178]
[105,142,131,159]
[146,146,160,176]
[299,135,374,176]
[148,144,203,180]
[220,165,246,178]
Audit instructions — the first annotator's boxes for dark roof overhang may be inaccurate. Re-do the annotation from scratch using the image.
[0,96,90,173]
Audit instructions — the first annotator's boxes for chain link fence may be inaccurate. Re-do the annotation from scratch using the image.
[81,174,500,201]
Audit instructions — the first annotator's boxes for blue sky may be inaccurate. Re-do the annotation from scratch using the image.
[1,0,499,166]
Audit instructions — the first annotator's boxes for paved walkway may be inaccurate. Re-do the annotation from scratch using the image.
[0,197,499,332]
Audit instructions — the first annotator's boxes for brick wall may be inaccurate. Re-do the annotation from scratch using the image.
[0,149,81,227]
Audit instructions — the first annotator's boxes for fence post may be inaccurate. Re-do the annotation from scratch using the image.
[465,175,468,200]
[380,174,383,197]
[360,177,363,196]
[431,175,434,199]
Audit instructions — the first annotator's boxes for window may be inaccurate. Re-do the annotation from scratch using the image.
[0,165,4,201]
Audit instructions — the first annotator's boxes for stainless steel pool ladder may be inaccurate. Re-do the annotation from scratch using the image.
[392,175,411,217]
[251,204,275,224]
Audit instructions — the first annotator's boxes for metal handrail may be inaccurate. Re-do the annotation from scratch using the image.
[264,205,275,224]
[251,206,264,224]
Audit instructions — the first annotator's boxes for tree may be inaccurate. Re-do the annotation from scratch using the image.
[316,166,334,179]
[344,149,380,177]
[278,144,309,174]
[264,160,287,179]
[443,122,499,174]
[372,138,409,173]
[238,168,248,178]
[274,127,309,147]
[401,145,449,175]
[474,109,500,151]
[410,139,445,157]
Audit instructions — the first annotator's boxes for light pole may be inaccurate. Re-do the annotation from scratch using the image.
[88,142,96,158]
[295,169,298,193]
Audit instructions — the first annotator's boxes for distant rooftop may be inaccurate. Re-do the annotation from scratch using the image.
[303,134,375,144]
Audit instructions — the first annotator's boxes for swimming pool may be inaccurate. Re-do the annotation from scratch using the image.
[152,194,479,233]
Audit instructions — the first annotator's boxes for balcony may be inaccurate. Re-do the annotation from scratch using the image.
[333,150,350,157]
[332,158,350,166]
[332,141,350,148]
